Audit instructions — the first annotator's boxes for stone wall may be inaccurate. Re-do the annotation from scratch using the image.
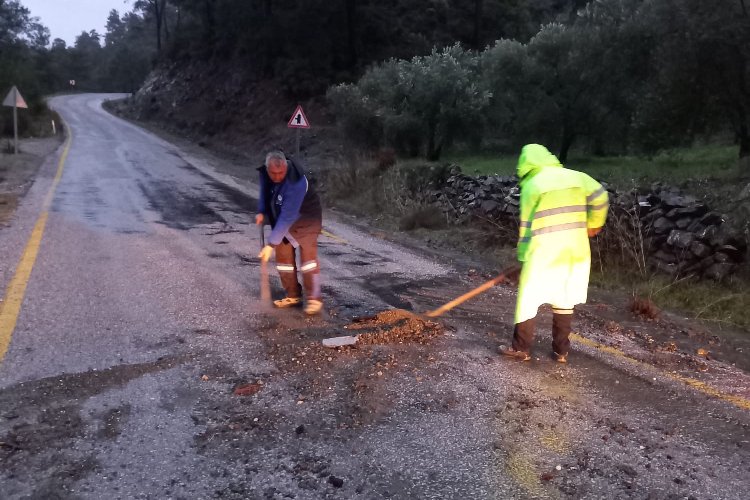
[427,166,747,281]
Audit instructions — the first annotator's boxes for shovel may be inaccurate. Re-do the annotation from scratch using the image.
[322,266,519,347]
[259,224,271,302]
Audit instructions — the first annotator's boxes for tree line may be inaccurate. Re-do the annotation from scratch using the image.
[1,0,579,136]
[329,0,750,161]
[2,0,575,135]
[0,0,157,125]
[2,0,747,162]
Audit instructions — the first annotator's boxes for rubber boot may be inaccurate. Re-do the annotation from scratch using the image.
[552,310,572,362]
[512,317,536,354]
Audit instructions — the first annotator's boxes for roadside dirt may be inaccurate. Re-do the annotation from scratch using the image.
[0,136,62,226]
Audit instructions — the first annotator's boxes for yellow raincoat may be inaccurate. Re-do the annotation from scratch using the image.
[515,144,609,323]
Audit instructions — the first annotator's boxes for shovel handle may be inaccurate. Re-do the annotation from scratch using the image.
[258,223,272,301]
[424,266,519,318]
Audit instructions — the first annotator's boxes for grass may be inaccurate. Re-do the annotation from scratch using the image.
[590,268,750,332]
[438,154,518,176]
[440,144,741,186]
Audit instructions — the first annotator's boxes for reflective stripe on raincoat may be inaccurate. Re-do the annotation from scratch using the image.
[515,144,609,323]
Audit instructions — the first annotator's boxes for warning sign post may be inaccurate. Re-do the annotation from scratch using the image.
[2,86,28,154]
[287,105,310,156]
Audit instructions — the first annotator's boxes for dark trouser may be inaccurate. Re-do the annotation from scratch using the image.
[511,309,573,355]
[274,232,321,300]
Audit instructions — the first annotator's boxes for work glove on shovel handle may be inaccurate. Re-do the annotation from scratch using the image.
[258,245,274,263]
[503,265,522,285]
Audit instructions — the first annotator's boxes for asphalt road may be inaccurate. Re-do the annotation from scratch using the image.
[0,94,748,499]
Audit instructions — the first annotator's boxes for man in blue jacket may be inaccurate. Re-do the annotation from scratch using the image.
[256,151,323,315]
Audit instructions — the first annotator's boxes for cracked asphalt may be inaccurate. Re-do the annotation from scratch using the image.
[0,94,748,499]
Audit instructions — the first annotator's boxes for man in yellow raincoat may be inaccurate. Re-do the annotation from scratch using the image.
[500,144,608,363]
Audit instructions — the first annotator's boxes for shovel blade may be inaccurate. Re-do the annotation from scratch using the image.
[322,335,359,348]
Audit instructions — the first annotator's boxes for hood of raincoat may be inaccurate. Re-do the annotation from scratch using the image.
[517,144,562,181]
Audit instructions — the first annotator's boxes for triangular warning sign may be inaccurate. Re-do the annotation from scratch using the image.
[2,86,28,109]
[287,105,310,129]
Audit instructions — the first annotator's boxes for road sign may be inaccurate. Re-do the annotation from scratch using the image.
[2,86,28,109]
[3,86,27,154]
[287,105,310,129]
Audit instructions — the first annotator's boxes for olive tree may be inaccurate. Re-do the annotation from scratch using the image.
[329,44,491,160]
[635,0,750,159]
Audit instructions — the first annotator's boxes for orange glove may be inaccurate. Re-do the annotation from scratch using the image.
[588,227,602,238]
[258,245,273,263]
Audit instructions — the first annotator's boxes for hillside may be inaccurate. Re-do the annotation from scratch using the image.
[109,61,341,168]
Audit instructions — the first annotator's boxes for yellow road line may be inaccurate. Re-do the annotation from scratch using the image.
[571,332,750,411]
[0,129,71,361]
[321,228,347,244]
[505,449,547,497]
[540,429,570,454]
[571,333,641,366]
[670,373,750,411]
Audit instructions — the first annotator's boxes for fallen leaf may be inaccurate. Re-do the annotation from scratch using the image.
[233,383,262,396]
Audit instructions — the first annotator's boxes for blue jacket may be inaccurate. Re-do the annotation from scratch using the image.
[257,158,322,246]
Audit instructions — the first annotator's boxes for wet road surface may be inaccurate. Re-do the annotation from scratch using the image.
[0,94,748,499]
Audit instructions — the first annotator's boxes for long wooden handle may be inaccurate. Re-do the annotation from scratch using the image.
[424,273,508,318]
[259,224,271,301]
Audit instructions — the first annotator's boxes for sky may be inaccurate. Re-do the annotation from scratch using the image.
[21,0,134,46]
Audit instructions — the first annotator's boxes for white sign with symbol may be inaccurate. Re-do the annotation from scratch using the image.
[287,105,310,129]
[2,86,28,108]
